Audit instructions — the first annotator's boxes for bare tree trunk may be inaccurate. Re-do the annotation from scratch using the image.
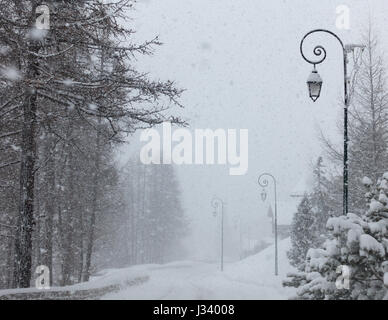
[42,135,55,285]
[77,209,84,283]
[13,2,40,288]
[6,235,14,288]
[61,150,75,286]
[14,90,38,288]
[83,44,106,280]
[83,121,101,282]
[35,176,41,266]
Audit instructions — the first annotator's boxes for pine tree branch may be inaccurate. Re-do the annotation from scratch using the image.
[0,160,20,170]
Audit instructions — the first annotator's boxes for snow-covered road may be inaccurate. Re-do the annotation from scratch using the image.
[101,238,296,300]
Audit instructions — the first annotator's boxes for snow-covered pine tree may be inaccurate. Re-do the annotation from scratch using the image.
[287,195,318,270]
[287,158,332,271]
[310,157,332,239]
[284,173,388,300]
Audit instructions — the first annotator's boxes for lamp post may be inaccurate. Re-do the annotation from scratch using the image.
[258,173,278,276]
[233,215,243,260]
[211,197,224,272]
[300,29,365,216]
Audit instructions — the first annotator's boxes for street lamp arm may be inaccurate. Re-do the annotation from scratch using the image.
[258,173,276,189]
[211,197,223,210]
[300,29,345,67]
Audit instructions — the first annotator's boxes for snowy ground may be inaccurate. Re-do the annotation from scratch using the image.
[101,238,296,300]
[0,238,296,300]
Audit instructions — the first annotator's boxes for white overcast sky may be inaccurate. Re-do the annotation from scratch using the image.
[119,0,388,258]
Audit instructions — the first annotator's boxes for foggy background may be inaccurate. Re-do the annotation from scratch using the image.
[118,0,388,260]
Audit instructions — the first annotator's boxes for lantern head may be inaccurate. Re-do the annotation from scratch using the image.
[261,189,267,202]
[307,68,323,102]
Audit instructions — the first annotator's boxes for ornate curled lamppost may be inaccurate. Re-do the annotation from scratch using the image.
[258,173,278,276]
[300,29,365,215]
[211,197,224,272]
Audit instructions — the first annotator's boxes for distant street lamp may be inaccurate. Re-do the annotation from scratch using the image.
[211,197,224,272]
[300,29,365,215]
[233,215,243,260]
[258,173,278,276]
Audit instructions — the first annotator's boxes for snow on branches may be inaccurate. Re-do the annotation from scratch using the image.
[284,173,388,300]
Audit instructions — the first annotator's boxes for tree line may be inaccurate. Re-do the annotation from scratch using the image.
[0,0,186,288]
